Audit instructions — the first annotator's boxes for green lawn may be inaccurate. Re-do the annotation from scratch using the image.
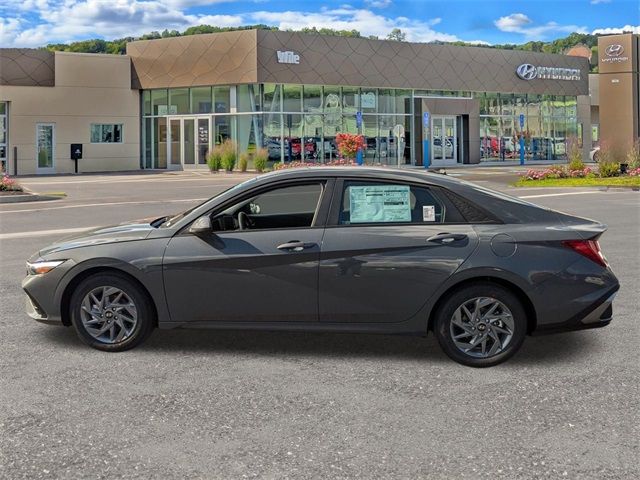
[515,176,640,188]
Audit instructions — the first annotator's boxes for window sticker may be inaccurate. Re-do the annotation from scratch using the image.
[349,185,411,223]
[422,205,436,222]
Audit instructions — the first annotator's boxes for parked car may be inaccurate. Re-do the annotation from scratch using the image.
[590,146,601,163]
[23,168,619,367]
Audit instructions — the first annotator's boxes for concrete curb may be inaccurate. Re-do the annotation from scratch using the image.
[0,192,65,204]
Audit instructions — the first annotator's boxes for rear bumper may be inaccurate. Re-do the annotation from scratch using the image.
[532,287,618,335]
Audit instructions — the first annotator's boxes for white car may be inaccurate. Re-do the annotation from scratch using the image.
[590,146,600,163]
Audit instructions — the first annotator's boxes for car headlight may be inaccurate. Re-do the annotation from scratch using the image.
[26,260,66,275]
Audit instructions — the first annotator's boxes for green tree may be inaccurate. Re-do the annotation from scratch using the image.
[387,28,406,42]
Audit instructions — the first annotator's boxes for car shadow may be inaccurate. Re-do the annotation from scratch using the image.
[40,326,602,365]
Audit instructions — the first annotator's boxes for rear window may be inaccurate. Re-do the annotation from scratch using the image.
[339,181,456,225]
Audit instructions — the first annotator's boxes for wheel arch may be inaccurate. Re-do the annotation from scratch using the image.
[426,276,538,335]
[60,266,159,327]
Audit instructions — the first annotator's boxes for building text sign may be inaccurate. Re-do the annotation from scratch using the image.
[277,51,300,64]
[516,63,581,81]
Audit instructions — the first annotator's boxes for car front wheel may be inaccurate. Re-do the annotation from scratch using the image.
[69,273,155,352]
[434,283,527,367]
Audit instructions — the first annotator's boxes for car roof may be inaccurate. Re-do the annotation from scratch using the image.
[254,166,462,187]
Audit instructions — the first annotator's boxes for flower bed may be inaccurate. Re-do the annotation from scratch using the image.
[0,173,22,192]
[516,164,640,187]
[273,159,357,170]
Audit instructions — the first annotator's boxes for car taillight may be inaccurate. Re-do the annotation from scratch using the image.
[563,239,608,268]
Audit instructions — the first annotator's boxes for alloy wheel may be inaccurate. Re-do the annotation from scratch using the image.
[79,286,138,344]
[449,297,515,358]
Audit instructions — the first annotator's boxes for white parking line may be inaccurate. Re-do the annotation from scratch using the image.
[0,197,207,214]
[20,177,241,186]
[518,191,604,199]
[0,226,100,240]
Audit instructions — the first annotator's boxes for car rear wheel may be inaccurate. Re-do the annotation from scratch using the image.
[434,283,527,367]
[70,273,154,352]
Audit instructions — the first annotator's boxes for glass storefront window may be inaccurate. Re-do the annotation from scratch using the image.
[283,84,302,112]
[263,84,281,113]
[142,91,151,116]
[323,86,341,113]
[303,85,322,113]
[360,88,377,113]
[378,89,395,114]
[154,117,167,168]
[237,84,261,112]
[264,113,283,161]
[151,89,168,115]
[143,118,152,168]
[342,87,359,114]
[213,86,230,113]
[362,115,378,163]
[283,114,302,161]
[191,86,212,114]
[303,114,323,161]
[169,88,189,115]
[237,114,262,156]
[395,90,411,115]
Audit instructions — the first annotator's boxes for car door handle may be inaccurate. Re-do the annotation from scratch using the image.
[277,241,314,252]
[426,233,468,244]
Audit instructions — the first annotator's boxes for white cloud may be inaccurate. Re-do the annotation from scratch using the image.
[1,1,485,48]
[250,7,460,42]
[495,13,532,32]
[495,12,587,39]
[593,25,640,34]
[1,0,244,47]
[365,0,392,8]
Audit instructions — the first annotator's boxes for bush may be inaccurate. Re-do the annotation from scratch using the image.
[254,147,268,172]
[627,140,640,169]
[206,148,222,172]
[598,161,619,178]
[220,140,237,172]
[567,136,585,171]
[238,152,249,172]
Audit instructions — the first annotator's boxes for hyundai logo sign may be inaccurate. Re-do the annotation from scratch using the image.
[602,43,629,64]
[605,44,624,57]
[516,63,581,81]
[516,64,537,80]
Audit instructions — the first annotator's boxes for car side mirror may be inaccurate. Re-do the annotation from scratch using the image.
[189,215,212,235]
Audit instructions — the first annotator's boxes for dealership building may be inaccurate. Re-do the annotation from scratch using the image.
[0,30,637,175]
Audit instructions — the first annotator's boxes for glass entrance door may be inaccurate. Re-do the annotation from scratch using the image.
[167,117,209,169]
[36,123,55,173]
[431,116,457,165]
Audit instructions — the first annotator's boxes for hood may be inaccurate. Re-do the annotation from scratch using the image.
[39,219,157,257]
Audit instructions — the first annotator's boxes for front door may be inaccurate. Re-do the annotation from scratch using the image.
[167,117,205,169]
[162,181,328,324]
[431,116,457,166]
[36,123,55,174]
[319,179,478,323]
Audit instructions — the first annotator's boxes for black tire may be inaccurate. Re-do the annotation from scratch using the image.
[69,272,155,352]
[593,151,600,163]
[434,283,527,367]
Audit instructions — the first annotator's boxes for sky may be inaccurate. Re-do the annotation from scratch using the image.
[0,0,638,48]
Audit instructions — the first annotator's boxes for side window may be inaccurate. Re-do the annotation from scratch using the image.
[212,182,324,231]
[338,181,447,225]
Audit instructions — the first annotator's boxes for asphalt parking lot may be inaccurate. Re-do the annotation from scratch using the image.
[1,168,638,479]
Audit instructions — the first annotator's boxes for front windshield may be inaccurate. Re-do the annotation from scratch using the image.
[158,175,260,228]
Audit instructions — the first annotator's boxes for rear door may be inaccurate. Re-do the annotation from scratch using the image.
[319,179,479,324]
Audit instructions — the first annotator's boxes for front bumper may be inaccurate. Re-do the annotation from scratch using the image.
[22,260,73,326]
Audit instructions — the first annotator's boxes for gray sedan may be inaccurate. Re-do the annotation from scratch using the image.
[23,167,619,367]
